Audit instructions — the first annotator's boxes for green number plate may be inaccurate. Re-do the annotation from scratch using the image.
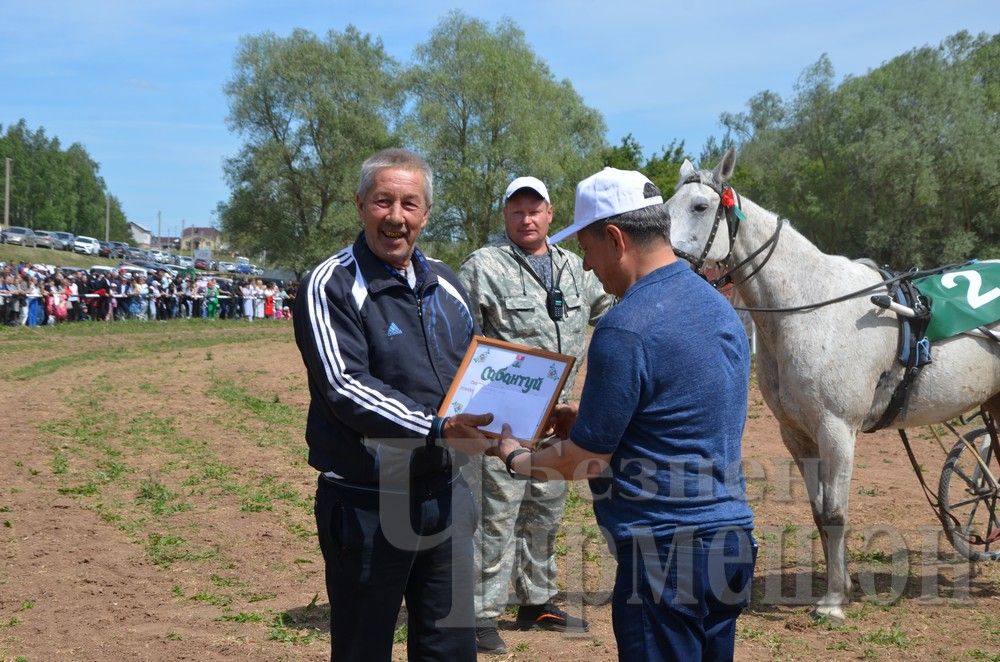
[914,262,1000,342]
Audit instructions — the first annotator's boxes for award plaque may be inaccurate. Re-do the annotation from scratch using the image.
[438,336,575,444]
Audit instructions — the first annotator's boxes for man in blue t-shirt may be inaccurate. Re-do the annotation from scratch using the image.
[494,167,756,661]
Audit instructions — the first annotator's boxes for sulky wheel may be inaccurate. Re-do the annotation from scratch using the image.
[938,427,1000,561]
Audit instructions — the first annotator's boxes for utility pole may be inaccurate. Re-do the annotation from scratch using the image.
[105,195,110,241]
[157,210,161,249]
[3,157,10,229]
[181,219,186,252]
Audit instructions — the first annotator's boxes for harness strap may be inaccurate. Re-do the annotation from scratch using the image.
[864,269,932,432]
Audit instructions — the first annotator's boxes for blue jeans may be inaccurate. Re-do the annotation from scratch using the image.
[612,528,757,662]
[315,473,478,662]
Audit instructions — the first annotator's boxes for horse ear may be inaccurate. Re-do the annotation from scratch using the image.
[678,159,695,186]
[714,148,737,184]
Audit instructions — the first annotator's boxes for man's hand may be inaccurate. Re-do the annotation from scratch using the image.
[547,403,579,439]
[493,423,525,461]
[441,412,494,456]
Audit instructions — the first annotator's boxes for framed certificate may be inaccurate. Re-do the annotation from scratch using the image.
[438,336,575,444]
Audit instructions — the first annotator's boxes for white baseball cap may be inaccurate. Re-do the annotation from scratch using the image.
[549,167,663,244]
[503,176,550,204]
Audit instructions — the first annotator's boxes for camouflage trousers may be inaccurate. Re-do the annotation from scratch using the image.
[462,454,567,620]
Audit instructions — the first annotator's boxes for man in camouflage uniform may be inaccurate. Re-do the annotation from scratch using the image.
[458,176,613,654]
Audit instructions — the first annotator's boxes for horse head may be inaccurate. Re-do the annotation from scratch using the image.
[667,148,739,270]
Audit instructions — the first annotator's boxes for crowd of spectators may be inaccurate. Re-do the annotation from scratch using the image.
[0,261,298,326]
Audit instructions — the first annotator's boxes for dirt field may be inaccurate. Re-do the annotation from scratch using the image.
[1,320,998,661]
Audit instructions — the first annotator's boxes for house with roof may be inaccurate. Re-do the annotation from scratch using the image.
[128,221,152,247]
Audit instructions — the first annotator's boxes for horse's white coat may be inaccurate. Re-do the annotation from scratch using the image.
[666,150,1000,620]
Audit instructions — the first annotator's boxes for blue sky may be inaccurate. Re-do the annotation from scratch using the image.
[1,1,997,238]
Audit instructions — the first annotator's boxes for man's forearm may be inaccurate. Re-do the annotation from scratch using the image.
[508,438,610,480]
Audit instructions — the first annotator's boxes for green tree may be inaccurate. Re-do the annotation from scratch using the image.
[403,11,606,247]
[219,27,401,273]
[705,32,1000,267]
[0,119,128,239]
[602,134,643,170]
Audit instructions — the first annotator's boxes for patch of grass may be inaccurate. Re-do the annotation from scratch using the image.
[1,617,20,627]
[245,592,277,603]
[145,533,217,568]
[18,601,33,611]
[51,450,68,474]
[170,585,185,598]
[135,479,189,516]
[860,625,908,648]
[208,379,301,427]
[191,591,233,607]
[512,642,530,652]
[96,459,130,482]
[857,486,882,497]
[165,632,183,641]
[287,522,314,539]
[8,354,94,380]
[147,533,189,567]
[267,613,321,645]
[850,549,893,564]
[217,612,264,623]
[738,625,766,640]
[984,614,1000,642]
[57,481,99,496]
[223,474,308,514]
[3,324,279,379]
[828,641,850,651]
[967,650,1000,661]
[393,624,407,643]
[210,574,245,589]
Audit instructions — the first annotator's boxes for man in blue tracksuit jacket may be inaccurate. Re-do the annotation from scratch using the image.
[294,148,494,662]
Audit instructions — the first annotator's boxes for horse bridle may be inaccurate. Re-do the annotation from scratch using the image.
[674,173,784,289]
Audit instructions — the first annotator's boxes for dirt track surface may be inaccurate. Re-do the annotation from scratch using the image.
[1,321,998,661]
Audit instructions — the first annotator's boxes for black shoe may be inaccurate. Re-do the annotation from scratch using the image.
[515,602,589,632]
[475,622,508,655]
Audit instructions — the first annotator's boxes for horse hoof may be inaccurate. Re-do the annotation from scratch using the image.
[810,604,846,623]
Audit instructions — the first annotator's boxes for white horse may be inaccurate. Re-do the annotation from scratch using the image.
[665,149,1000,620]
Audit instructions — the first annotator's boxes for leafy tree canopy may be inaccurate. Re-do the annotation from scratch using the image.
[0,119,128,240]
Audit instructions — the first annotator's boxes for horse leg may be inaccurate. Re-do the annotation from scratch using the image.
[778,425,833,609]
[810,417,856,621]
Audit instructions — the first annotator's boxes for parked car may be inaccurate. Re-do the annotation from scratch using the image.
[98,240,114,257]
[33,230,54,249]
[117,265,150,279]
[1,226,37,247]
[124,246,145,261]
[50,231,75,251]
[217,261,236,273]
[73,235,101,255]
[177,255,194,268]
[194,258,211,270]
[108,241,128,259]
[90,265,117,278]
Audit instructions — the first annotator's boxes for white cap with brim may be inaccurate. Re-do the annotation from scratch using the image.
[504,176,550,203]
[549,167,663,244]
